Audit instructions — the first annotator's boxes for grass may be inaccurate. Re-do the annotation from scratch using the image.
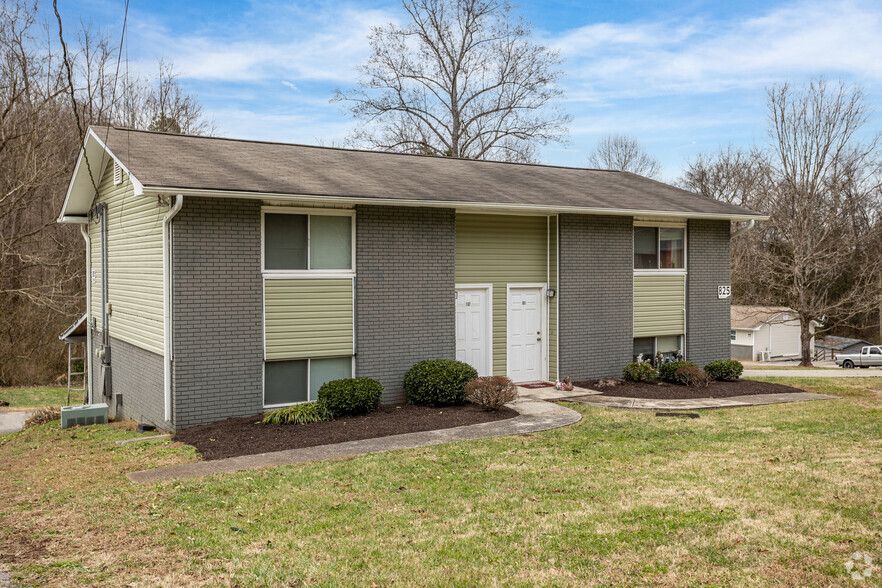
[1,377,880,586]
[0,386,83,411]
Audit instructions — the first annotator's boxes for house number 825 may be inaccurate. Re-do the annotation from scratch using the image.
[718,285,731,299]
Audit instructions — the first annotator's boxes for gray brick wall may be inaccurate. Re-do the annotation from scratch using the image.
[355,205,456,403]
[686,219,732,367]
[89,330,166,427]
[559,214,633,379]
[171,197,264,429]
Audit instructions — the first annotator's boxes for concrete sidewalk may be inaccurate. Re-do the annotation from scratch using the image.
[558,391,838,411]
[128,389,582,484]
[743,369,882,378]
[0,411,30,435]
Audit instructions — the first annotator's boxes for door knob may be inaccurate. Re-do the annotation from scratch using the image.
[537,337,542,341]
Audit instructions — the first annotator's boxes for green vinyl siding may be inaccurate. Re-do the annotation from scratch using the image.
[88,160,165,355]
[455,214,555,377]
[633,274,686,337]
[264,278,354,360]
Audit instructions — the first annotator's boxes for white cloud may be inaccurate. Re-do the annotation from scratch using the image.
[552,0,882,99]
[281,81,299,91]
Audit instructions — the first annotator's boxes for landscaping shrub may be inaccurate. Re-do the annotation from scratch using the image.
[260,402,333,425]
[623,362,658,382]
[318,378,384,417]
[658,361,697,384]
[24,407,60,429]
[404,359,478,406]
[704,359,744,381]
[465,376,518,411]
[675,365,711,388]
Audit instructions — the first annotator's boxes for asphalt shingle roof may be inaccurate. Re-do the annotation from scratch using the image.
[91,126,762,218]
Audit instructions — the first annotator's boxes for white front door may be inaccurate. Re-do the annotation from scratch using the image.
[455,287,490,376]
[507,286,543,382]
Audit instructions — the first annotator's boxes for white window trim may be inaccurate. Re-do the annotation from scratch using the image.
[633,223,688,272]
[261,207,356,275]
[633,335,686,362]
[263,355,357,409]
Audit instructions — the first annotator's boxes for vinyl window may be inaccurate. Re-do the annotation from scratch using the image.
[264,357,353,407]
[634,227,685,269]
[633,335,684,363]
[263,211,354,272]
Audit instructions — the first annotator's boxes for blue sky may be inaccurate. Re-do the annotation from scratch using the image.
[62,0,882,181]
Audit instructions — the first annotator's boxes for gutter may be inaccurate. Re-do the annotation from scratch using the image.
[163,195,184,423]
[80,224,92,404]
[140,186,770,223]
[731,218,756,237]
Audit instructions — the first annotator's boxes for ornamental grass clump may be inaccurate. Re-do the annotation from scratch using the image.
[465,376,518,411]
[623,362,658,382]
[404,359,478,406]
[24,407,61,429]
[658,361,697,384]
[260,402,333,425]
[704,359,744,381]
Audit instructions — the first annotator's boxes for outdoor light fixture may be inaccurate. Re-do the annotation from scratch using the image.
[546,289,556,298]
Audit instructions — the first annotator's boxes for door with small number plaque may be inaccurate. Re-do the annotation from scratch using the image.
[455,287,490,376]
[507,286,544,382]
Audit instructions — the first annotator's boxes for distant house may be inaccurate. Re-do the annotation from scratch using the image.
[730,305,817,361]
[814,336,874,360]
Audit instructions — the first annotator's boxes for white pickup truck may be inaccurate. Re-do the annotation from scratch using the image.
[836,345,882,368]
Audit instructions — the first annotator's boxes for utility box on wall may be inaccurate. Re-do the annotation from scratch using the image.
[60,403,108,429]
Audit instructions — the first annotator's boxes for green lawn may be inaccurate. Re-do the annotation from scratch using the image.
[1,377,879,586]
[0,386,82,410]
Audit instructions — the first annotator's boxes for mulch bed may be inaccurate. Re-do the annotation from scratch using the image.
[173,403,518,461]
[573,378,806,400]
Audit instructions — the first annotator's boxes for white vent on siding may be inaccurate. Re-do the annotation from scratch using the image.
[113,161,123,185]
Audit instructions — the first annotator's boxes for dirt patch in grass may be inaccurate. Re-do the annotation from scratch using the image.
[174,403,518,460]
[573,378,810,400]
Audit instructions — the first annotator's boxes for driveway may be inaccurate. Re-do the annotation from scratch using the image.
[0,411,30,435]
[743,368,882,378]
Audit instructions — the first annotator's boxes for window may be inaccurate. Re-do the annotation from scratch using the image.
[264,211,353,272]
[633,336,684,364]
[870,348,881,356]
[264,357,352,407]
[731,330,737,341]
[634,226,685,269]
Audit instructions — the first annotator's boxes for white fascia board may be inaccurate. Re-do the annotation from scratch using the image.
[140,186,769,222]
[57,127,144,222]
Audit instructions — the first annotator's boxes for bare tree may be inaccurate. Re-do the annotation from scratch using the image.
[587,134,662,179]
[145,59,213,135]
[683,80,882,366]
[333,0,570,162]
[0,2,214,385]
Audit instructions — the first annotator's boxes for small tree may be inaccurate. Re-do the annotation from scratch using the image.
[587,134,661,179]
[333,0,570,162]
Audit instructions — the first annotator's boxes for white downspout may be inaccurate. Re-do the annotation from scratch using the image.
[732,218,755,238]
[163,195,184,424]
[80,223,92,404]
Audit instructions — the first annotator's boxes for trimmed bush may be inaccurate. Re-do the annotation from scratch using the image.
[318,378,384,416]
[261,402,333,425]
[658,361,697,384]
[675,365,711,388]
[623,362,658,382]
[704,359,744,381]
[404,359,478,406]
[466,376,518,411]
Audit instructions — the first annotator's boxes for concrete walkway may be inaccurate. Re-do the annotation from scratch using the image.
[0,411,30,435]
[558,391,838,411]
[744,368,882,378]
[128,389,582,484]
